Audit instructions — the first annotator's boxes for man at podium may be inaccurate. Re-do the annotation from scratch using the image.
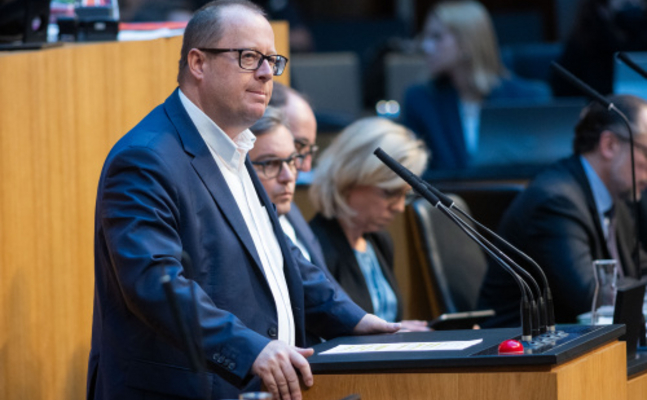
[87,1,398,400]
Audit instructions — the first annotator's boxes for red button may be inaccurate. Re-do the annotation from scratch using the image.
[498,339,524,354]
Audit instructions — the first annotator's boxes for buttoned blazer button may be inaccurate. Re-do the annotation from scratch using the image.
[268,327,277,338]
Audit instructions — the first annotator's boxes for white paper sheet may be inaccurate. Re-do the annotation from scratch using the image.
[319,339,483,355]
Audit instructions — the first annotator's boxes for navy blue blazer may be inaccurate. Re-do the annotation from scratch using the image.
[87,89,365,400]
[286,203,327,272]
[402,76,550,172]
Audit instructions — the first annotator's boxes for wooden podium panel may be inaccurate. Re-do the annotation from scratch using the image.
[628,372,647,400]
[0,22,288,400]
[303,341,626,400]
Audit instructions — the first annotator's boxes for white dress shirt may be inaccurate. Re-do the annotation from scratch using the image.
[580,156,613,238]
[179,90,295,345]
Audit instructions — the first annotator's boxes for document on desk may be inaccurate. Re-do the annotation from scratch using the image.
[319,339,483,355]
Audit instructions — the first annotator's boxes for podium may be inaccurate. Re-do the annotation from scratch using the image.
[304,325,627,400]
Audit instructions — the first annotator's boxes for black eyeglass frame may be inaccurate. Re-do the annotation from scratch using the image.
[197,47,289,76]
[613,132,647,159]
[251,153,305,179]
[294,139,319,157]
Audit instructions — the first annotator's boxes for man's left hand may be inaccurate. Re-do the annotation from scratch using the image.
[352,314,401,335]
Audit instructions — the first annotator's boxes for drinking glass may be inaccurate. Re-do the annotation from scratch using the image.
[591,259,618,325]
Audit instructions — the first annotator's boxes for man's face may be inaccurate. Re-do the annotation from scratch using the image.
[286,94,317,172]
[608,107,647,201]
[249,125,298,216]
[199,7,276,136]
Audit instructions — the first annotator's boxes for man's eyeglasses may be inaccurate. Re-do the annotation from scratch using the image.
[614,133,647,159]
[252,153,305,179]
[198,48,289,76]
[294,139,319,158]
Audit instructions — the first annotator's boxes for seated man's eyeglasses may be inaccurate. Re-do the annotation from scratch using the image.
[252,153,305,179]
[294,138,319,158]
[198,48,289,76]
[613,132,647,159]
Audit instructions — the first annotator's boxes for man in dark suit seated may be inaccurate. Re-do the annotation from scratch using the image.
[87,2,399,400]
[478,94,647,327]
[269,83,328,272]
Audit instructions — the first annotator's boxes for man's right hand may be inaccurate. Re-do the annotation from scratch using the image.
[251,341,315,400]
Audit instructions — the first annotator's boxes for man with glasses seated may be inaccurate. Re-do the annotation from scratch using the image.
[88,2,399,400]
[269,83,318,177]
[478,94,647,328]
[250,106,344,345]
[249,106,307,245]
[267,83,330,279]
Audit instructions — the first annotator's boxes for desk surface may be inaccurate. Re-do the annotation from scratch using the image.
[628,347,647,377]
[309,325,625,373]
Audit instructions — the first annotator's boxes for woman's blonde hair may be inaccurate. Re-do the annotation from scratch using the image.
[309,117,429,221]
[430,0,507,96]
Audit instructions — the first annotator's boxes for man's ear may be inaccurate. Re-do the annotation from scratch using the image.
[598,130,620,160]
[186,48,207,81]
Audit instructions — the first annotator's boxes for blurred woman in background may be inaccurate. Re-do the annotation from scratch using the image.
[309,117,430,331]
[550,0,647,97]
[402,0,550,172]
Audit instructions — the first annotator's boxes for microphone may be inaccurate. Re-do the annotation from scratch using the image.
[551,62,641,276]
[425,183,556,334]
[374,147,539,342]
[551,62,613,110]
[617,52,647,81]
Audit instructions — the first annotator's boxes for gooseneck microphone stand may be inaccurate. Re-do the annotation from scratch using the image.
[552,61,641,273]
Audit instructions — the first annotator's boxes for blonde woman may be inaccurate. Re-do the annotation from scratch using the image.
[402,0,550,171]
[309,117,430,331]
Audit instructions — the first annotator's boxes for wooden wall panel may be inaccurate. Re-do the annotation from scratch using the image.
[0,22,288,400]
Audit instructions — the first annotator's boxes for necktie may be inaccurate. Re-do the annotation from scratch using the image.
[604,206,624,277]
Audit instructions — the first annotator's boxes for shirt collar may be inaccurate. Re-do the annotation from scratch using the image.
[580,155,613,216]
[178,89,256,171]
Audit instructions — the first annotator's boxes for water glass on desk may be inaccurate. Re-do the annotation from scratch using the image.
[591,259,619,325]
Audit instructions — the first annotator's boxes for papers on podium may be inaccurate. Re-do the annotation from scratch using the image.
[320,339,483,355]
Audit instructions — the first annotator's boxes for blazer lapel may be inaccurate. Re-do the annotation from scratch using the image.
[616,203,639,278]
[163,89,264,271]
[568,156,611,259]
[286,205,327,270]
[246,158,306,341]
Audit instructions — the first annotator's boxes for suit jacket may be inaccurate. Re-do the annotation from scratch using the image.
[402,76,551,172]
[87,89,365,400]
[309,214,403,321]
[477,155,645,326]
[286,203,327,271]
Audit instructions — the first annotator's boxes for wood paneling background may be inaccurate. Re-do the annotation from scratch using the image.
[0,22,289,400]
